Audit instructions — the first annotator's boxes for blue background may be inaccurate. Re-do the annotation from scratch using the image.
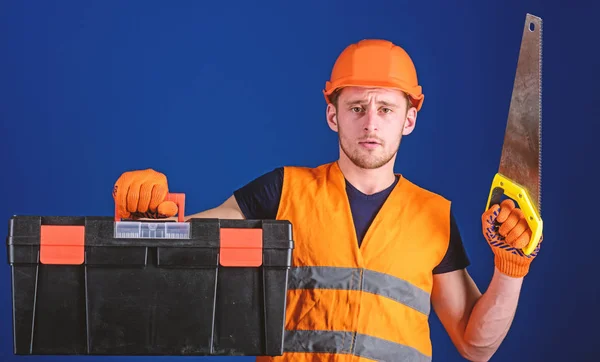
[1,0,597,361]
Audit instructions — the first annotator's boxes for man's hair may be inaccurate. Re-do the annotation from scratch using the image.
[328,87,413,115]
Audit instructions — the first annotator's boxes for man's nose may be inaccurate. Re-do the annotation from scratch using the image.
[363,108,379,131]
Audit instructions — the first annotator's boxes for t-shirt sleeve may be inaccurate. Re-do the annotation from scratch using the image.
[232,167,284,220]
[432,206,471,274]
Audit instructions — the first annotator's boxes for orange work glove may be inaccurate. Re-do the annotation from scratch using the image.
[482,199,543,278]
[112,169,178,220]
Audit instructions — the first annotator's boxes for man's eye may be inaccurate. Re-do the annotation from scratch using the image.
[351,107,362,113]
[381,108,392,113]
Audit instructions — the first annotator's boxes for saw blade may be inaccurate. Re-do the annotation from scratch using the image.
[498,13,542,213]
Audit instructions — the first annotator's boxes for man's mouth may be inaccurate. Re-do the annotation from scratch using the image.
[359,138,381,144]
[359,139,381,148]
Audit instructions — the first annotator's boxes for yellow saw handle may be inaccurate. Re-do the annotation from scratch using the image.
[486,173,543,255]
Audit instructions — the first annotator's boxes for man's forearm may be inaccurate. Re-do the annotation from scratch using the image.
[462,267,524,361]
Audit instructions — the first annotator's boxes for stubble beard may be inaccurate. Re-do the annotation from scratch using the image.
[338,128,401,170]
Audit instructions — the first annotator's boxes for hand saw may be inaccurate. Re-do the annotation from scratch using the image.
[486,13,543,256]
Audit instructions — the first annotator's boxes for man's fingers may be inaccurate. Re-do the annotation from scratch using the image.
[496,199,516,223]
[115,173,133,219]
[113,169,169,219]
[149,183,168,212]
[157,201,178,218]
[512,228,531,249]
[126,178,144,213]
[505,217,529,246]
[137,181,154,213]
[499,208,524,236]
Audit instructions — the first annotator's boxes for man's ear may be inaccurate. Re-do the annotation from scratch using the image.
[402,107,417,135]
[326,103,339,132]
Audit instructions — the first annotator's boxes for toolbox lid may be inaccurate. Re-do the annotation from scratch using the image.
[8,192,294,269]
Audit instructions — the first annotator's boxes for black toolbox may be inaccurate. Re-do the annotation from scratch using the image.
[6,208,294,356]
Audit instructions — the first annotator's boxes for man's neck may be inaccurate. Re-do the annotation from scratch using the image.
[337,157,397,195]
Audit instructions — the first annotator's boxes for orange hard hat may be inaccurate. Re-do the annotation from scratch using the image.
[323,39,424,111]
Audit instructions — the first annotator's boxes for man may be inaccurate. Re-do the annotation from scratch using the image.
[113,39,541,361]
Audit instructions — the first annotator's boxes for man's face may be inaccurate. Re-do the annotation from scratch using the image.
[327,86,417,170]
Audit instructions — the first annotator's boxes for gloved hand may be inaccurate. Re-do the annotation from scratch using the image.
[482,199,542,278]
[112,169,178,220]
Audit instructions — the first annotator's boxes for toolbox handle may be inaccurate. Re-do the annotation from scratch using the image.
[114,192,186,222]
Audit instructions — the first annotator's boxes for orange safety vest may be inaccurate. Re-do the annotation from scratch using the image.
[257,161,451,362]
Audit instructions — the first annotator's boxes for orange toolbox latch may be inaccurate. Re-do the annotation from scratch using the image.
[219,228,263,267]
[40,224,85,265]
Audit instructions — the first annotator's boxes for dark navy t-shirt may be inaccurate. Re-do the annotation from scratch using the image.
[233,167,470,274]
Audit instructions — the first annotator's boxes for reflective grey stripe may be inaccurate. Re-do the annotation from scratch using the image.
[289,266,430,315]
[363,269,431,316]
[284,329,431,362]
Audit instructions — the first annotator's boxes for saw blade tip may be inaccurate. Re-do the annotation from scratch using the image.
[525,14,543,29]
